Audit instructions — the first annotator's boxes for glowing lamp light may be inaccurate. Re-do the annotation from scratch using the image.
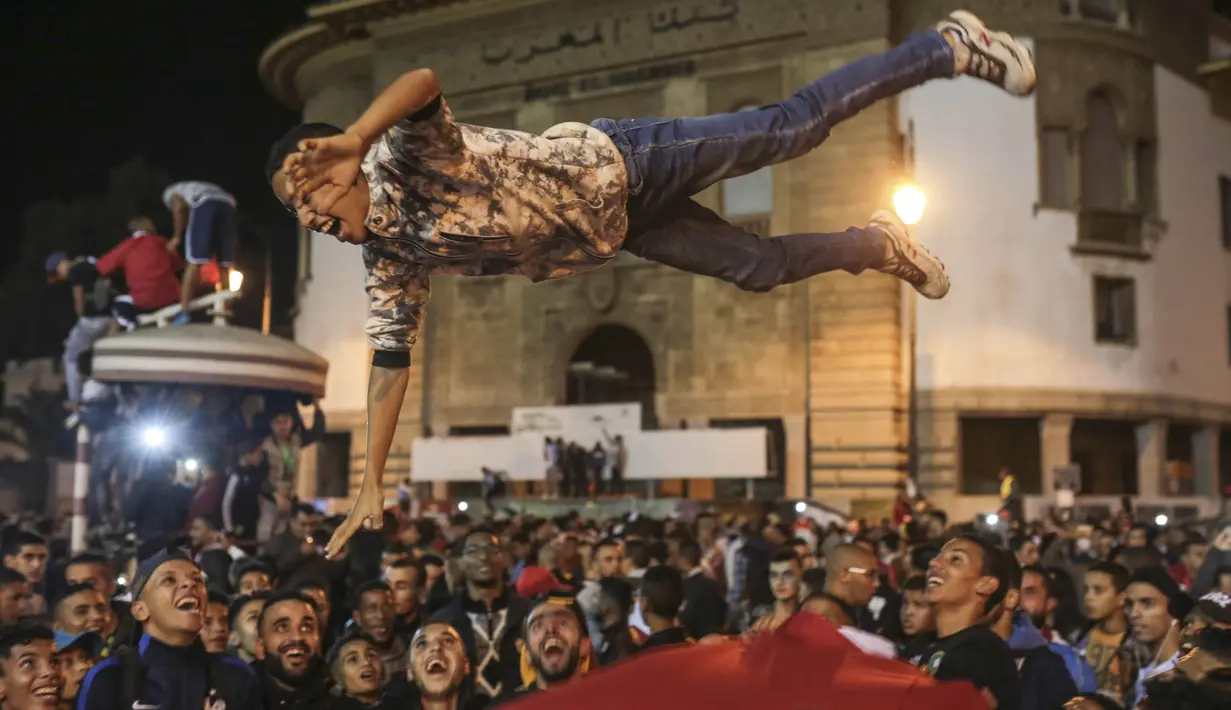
[985,514,1000,526]
[184,459,200,472]
[794,501,807,514]
[228,270,244,292]
[117,576,127,587]
[1155,514,1168,527]
[457,501,469,512]
[142,427,167,448]
[893,185,927,226]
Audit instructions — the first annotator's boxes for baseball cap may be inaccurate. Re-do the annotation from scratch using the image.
[515,566,572,599]
[130,546,197,601]
[54,630,104,658]
[1197,590,1231,626]
[45,252,67,275]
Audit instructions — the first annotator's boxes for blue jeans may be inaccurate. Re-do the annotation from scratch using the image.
[63,315,112,402]
[592,30,954,291]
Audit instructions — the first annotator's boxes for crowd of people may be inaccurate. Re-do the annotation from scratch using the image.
[1,492,1230,710]
[542,434,627,498]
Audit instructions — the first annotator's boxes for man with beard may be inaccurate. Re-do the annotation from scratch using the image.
[430,529,530,702]
[228,592,268,663]
[911,535,1020,710]
[490,595,592,706]
[254,589,339,710]
[1019,566,1055,635]
[350,581,407,681]
[77,548,259,710]
[0,622,62,710]
[406,623,483,710]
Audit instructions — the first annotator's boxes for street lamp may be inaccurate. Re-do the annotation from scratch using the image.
[228,270,244,292]
[893,184,928,226]
[892,184,927,487]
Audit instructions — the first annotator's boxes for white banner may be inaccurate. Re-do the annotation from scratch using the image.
[510,403,640,449]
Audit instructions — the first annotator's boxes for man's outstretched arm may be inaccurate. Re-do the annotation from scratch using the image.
[345,68,441,145]
[325,251,430,558]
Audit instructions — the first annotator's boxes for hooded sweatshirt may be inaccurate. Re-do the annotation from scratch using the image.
[1006,611,1084,710]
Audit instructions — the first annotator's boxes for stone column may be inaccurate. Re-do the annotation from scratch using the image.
[784,414,807,499]
[1039,414,1074,497]
[1135,419,1167,498]
[1193,427,1221,498]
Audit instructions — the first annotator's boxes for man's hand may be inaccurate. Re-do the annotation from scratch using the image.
[284,133,367,216]
[325,484,384,559]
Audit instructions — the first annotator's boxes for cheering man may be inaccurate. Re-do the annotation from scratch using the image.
[266,10,1036,554]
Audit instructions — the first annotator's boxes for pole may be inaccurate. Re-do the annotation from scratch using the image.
[262,247,272,335]
[71,424,91,555]
[907,286,919,483]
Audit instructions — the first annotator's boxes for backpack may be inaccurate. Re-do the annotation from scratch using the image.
[116,645,234,710]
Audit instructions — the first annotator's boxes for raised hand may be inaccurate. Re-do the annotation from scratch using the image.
[325,483,385,559]
[283,133,367,216]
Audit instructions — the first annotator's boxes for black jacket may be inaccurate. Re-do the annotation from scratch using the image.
[77,635,259,710]
[636,627,691,653]
[429,589,531,701]
[254,660,343,710]
[680,572,728,639]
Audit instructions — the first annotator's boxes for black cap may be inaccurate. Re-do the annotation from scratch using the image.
[1197,591,1231,625]
[130,546,196,601]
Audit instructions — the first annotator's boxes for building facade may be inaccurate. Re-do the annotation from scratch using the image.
[261,0,1231,518]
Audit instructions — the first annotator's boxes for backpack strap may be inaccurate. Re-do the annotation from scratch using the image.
[117,645,146,710]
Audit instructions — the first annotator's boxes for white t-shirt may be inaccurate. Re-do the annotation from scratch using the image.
[162,181,236,209]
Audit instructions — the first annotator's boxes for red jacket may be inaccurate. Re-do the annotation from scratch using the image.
[96,231,183,310]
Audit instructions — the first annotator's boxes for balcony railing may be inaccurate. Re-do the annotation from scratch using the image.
[1077,209,1144,252]
[1060,0,1135,29]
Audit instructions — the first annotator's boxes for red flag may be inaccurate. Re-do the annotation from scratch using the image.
[513,615,987,710]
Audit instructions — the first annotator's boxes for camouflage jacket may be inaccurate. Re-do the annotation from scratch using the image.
[361,95,630,352]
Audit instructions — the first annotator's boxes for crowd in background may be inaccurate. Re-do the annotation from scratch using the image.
[1,477,1230,710]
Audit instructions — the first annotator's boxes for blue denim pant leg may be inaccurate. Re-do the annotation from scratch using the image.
[63,316,112,402]
[621,199,884,292]
[593,30,955,223]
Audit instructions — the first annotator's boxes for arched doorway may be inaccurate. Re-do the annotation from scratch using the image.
[566,324,657,429]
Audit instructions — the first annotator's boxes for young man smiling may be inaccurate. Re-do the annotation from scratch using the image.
[268,10,1037,555]
[912,535,1021,710]
[0,622,62,710]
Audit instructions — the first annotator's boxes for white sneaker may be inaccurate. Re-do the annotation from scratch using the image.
[869,210,950,300]
[937,10,1036,96]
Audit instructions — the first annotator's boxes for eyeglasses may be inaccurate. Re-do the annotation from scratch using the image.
[846,567,879,580]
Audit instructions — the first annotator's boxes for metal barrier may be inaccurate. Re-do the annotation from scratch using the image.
[136,289,242,328]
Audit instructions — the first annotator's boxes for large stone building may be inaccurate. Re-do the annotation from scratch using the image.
[261,0,1231,519]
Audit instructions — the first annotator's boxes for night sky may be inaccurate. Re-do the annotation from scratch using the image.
[1,0,311,339]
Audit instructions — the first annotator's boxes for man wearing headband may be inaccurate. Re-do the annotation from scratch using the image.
[491,594,592,707]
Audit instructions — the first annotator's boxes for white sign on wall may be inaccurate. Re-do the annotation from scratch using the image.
[510,403,640,448]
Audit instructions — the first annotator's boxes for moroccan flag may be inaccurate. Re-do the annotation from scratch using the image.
[513,615,987,710]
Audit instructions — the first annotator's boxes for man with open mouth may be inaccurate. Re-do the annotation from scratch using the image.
[490,595,593,708]
[406,622,485,710]
[350,581,408,683]
[909,535,1021,710]
[75,548,259,710]
[326,633,385,707]
[253,589,335,709]
[0,622,62,710]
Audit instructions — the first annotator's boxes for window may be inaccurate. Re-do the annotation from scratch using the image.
[720,105,773,231]
[1093,276,1136,344]
[1039,128,1071,208]
[1220,176,1231,250]
[958,417,1042,495]
[1081,91,1125,212]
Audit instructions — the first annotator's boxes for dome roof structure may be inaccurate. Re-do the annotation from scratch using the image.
[92,325,329,398]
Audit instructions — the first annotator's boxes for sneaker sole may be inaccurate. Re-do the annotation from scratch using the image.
[871,210,950,300]
[944,10,1037,96]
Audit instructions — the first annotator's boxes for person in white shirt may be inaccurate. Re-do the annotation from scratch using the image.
[162,180,238,318]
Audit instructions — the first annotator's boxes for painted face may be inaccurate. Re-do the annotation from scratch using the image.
[0,639,62,710]
[409,624,468,700]
[201,602,230,654]
[769,560,801,603]
[333,637,384,699]
[526,605,586,684]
